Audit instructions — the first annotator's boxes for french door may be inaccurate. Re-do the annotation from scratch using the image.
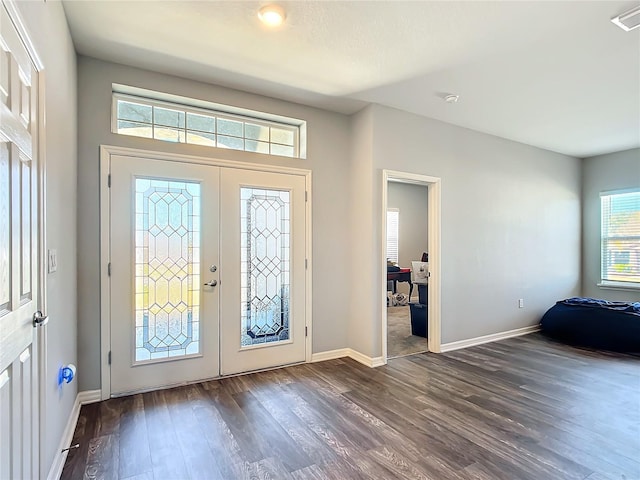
[0,2,41,478]
[108,154,306,395]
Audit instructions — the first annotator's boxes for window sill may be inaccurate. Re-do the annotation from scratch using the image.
[597,281,640,292]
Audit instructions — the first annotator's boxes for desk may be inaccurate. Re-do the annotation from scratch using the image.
[387,268,413,299]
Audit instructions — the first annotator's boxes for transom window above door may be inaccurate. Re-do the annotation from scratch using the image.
[111,86,306,159]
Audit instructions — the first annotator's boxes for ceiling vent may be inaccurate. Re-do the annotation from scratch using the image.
[611,5,640,31]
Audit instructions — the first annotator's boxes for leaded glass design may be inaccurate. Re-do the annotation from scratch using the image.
[241,188,290,347]
[134,178,201,362]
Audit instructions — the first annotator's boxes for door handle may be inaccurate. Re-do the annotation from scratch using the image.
[33,311,49,327]
[204,280,218,287]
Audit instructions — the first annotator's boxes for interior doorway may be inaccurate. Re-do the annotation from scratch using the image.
[381,170,441,362]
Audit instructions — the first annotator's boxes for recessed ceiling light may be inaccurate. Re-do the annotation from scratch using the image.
[444,94,459,104]
[259,4,286,27]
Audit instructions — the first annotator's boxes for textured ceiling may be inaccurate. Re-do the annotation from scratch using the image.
[62,0,640,158]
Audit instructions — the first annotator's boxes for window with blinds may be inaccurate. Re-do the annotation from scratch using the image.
[386,208,399,264]
[600,189,640,286]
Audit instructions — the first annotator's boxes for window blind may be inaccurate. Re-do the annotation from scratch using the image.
[601,190,640,285]
[387,209,399,264]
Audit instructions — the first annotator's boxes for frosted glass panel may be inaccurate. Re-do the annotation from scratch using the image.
[20,158,30,298]
[0,143,9,310]
[241,188,290,346]
[135,178,201,362]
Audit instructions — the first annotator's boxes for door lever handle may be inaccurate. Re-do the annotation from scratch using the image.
[204,280,218,287]
[33,311,49,327]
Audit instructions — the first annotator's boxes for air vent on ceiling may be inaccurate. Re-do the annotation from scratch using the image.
[611,5,640,31]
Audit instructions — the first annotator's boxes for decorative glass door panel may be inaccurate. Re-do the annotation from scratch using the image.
[134,178,201,362]
[110,156,219,395]
[108,152,306,393]
[241,188,291,347]
[220,168,306,376]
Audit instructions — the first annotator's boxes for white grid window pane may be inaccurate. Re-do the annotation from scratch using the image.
[601,190,640,285]
[113,93,302,159]
[387,209,399,264]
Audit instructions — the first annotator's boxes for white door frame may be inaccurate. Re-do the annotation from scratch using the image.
[99,144,313,400]
[381,169,441,363]
[2,1,46,477]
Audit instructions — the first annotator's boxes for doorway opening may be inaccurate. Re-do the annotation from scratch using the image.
[381,170,441,362]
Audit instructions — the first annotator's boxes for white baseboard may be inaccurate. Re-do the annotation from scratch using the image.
[440,325,540,353]
[77,389,101,405]
[47,390,102,480]
[312,348,385,368]
[311,348,350,362]
[347,349,379,367]
[369,355,386,367]
[312,325,539,365]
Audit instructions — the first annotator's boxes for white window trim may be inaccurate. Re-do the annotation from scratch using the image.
[599,188,640,290]
[111,89,306,159]
[597,280,640,291]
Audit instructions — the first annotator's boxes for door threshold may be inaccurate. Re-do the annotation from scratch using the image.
[110,360,307,398]
[387,349,429,360]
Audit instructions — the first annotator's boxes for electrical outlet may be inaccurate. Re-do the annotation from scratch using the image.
[518,298,524,308]
[48,249,57,273]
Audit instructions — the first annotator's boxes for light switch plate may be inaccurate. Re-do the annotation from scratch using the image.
[48,249,57,273]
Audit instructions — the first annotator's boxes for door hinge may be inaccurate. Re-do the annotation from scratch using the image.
[305,259,308,269]
[305,326,308,337]
[108,351,111,365]
[107,263,111,276]
[305,191,308,202]
[108,174,111,188]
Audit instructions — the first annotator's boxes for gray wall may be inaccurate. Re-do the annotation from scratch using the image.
[14,1,78,475]
[348,106,376,356]
[77,57,352,390]
[582,148,640,301]
[350,104,582,357]
[387,182,429,296]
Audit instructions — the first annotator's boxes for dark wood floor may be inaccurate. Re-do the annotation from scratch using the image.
[61,333,640,480]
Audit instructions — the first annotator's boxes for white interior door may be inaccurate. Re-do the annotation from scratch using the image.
[0,2,40,478]
[107,153,307,394]
[109,156,220,395]
[219,168,306,375]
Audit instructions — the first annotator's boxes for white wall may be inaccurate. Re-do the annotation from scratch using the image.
[351,104,581,357]
[582,148,640,302]
[13,0,78,476]
[76,57,352,390]
[387,182,429,296]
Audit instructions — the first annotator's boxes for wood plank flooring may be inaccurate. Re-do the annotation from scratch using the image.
[61,333,640,480]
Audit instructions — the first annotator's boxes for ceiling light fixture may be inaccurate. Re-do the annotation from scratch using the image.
[444,94,459,104]
[611,5,640,31]
[258,4,286,27]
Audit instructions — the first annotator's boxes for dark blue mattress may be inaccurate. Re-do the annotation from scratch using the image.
[540,298,640,353]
